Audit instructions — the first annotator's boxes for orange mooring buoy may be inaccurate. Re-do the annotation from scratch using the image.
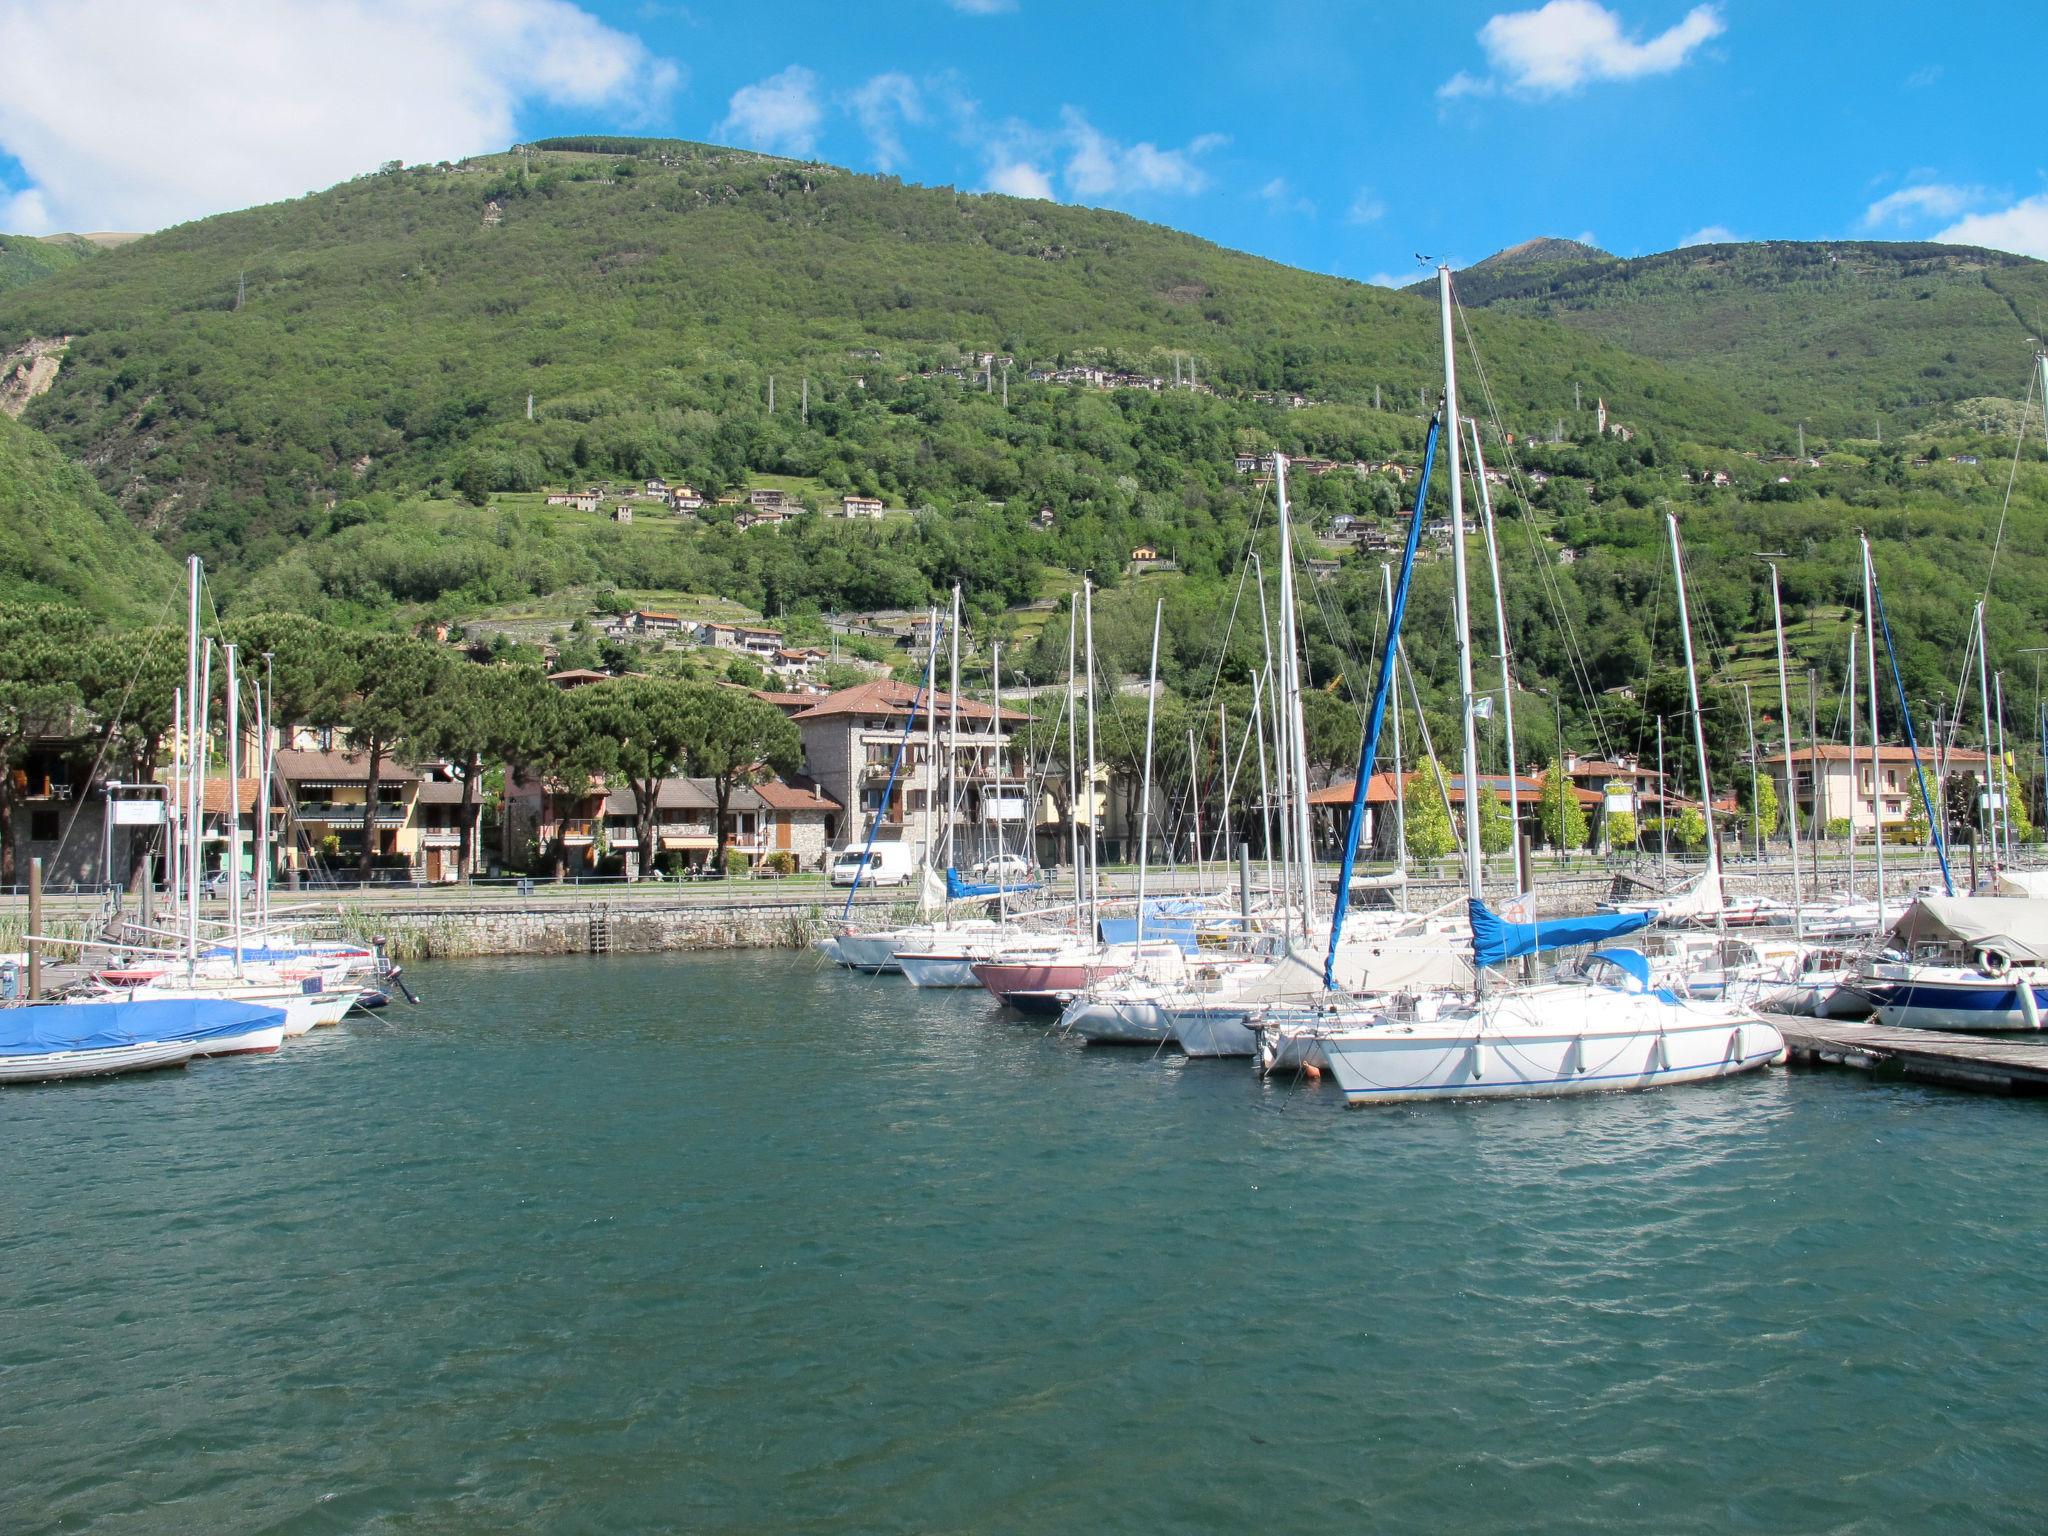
[1302,1063,1322,1083]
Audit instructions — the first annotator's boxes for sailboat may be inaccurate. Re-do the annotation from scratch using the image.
[1064,433,1468,1054]
[1256,268,1783,1103]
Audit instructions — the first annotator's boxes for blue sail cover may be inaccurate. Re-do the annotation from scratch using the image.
[0,999,285,1056]
[945,868,1041,901]
[1468,898,1652,969]
[1099,899,1205,952]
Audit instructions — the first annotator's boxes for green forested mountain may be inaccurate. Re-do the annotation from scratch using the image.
[0,412,179,619]
[0,137,1759,571]
[0,233,96,296]
[0,139,2045,759]
[1441,239,2048,436]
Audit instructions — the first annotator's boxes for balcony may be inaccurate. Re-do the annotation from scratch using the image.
[296,802,407,828]
[555,818,599,845]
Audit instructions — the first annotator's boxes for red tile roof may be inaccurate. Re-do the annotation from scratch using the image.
[789,678,1030,724]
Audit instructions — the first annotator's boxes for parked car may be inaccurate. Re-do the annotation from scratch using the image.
[972,853,1031,881]
[201,871,256,900]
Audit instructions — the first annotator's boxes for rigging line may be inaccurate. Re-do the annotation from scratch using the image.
[1452,293,1620,764]
[1981,358,2039,610]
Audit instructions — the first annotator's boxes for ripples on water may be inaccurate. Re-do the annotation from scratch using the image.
[5,951,2048,1534]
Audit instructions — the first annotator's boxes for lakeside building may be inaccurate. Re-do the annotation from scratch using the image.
[756,679,1031,868]
[505,773,839,878]
[1764,744,1990,836]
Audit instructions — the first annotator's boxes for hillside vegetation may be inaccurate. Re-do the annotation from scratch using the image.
[0,413,179,619]
[0,233,95,296]
[1444,240,2048,436]
[0,138,1760,571]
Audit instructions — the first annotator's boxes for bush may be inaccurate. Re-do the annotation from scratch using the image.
[723,847,749,877]
[1823,818,1852,840]
[764,850,797,875]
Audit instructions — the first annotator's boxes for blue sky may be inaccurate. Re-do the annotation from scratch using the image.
[2,0,2044,275]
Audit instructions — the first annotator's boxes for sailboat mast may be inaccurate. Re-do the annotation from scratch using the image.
[1251,669,1275,906]
[1067,600,1081,933]
[1976,603,1997,867]
[1274,457,1316,928]
[1252,554,1288,931]
[1083,577,1100,938]
[1135,600,1164,949]
[183,557,201,977]
[225,644,245,973]
[1665,513,1721,907]
[1438,267,1483,905]
[1996,670,2013,868]
[1767,562,1804,940]
[1385,563,1407,896]
[948,585,961,884]
[1863,537,1886,926]
[1846,621,1859,898]
[1469,416,1523,889]
[192,640,213,969]
[991,639,1004,918]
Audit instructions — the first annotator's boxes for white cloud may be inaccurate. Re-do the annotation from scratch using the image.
[0,185,51,234]
[1905,64,1942,89]
[1259,176,1314,216]
[946,0,1016,11]
[719,64,823,157]
[1058,108,1222,200]
[1445,1,1724,98]
[1363,272,1413,289]
[0,0,680,233]
[1346,188,1386,225]
[1863,182,1984,228]
[1678,223,1739,246]
[848,72,924,172]
[1938,194,2048,260]
[986,160,1053,199]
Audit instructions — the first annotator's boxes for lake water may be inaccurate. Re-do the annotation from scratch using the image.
[6,951,2048,1533]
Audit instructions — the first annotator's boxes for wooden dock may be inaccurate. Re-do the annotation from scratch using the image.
[1777,1019,2048,1095]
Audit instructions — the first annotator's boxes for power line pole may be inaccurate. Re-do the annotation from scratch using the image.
[801,376,808,424]
[767,375,774,413]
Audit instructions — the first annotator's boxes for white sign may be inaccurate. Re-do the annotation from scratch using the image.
[111,800,167,826]
[1604,792,1633,816]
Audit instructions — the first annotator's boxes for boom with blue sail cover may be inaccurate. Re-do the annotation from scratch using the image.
[1322,409,1445,988]
[1468,898,1652,969]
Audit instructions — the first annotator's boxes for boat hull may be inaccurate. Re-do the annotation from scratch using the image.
[894,953,984,989]
[832,934,907,974]
[1320,997,1785,1105]
[973,959,1127,1003]
[1062,995,1173,1044]
[1865,978,2048,1032]
[190,1022,287,1057]
[0,1039,198,1084]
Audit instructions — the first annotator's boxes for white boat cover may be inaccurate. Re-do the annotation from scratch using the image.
[1989,870,2048,899]
[1887,897,2048,964]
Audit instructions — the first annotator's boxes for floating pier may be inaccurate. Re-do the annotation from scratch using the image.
[1777,1019,2048,1095]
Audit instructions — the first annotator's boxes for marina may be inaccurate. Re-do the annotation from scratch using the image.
[1780,1015,2048,1094]
[9,948,2048,1533]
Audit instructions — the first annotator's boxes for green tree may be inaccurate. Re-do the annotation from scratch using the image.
[1605,808,1637,852]
[1740,771,1780,849]
[1673,805,1708,854]
[1538,757,1588,851]
[0,603,89,881]
[340,634,452,880]
[569,678,694,877]
[686,687,803,873]
[1476,782,1514,856]
[1404,762,1456,867]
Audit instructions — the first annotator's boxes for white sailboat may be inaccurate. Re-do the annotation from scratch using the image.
[1261,269,1782,1103]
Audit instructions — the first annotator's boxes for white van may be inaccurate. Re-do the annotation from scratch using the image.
[829,842,918,887]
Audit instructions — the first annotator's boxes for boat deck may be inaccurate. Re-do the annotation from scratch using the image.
[1777,1018,2048,1095]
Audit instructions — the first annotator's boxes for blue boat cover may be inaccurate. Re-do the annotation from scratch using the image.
[1098,901,1206,952]
[1586,948,1653,990]
[945,868,1041,901]
[0,999,285,1056]
[1468,897,1653,969]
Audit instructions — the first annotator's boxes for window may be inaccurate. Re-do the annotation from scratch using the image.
[29,809,58,842]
